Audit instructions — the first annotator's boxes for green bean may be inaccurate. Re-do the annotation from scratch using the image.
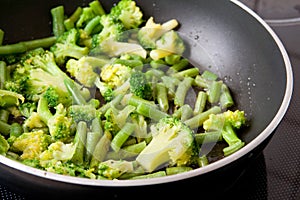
[136,103,169,121]
[64,7,83,30]
[156,83,169,112]
[111,122,136,152]
[201,70,218,81]
[193,91,207,114]
[0,61,7,89]
[113,58,143,68]
[0,36,56,55]
[166,166,193,175]
[169,58,189,72]
[207,80,223,104]
[184,106,221,129]
[128,95,156,108]
[197,155,209,167]
[98,94,124,114]
[130,170,166,179]
[89,0,106,16]
[51,5,65,37]
[193,74,210,89]
[71,121,87,165]
[164,54,181,65]
[0,29,4,46]
[220,84,234,109]
[0,109,9,122]
[172,67,199,80]
[90,131,112,168]
[174,76,194,107]
[161,76,180,98]
[106,141,147,160]
[150,59,166,69]
[85,131,102,163]
[84,15,101,36]
[91,116,103,136]
[173,104,193,121]
[0,120,11,136]
[194,131,222,144]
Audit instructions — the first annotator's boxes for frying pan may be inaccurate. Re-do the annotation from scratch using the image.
[0,0,293,199]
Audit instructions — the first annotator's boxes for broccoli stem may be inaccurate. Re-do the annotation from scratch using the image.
[184,106,221,129]
[89,0,106,15]
[90,131,112,168]
[51,5,65,37]
[0,36,56,55]
[0,29,4,46]
[85,131,101,164]
[110,122,136,153]
[63,78,87,105]
[222,123,245,156]
[0,61,7,89]
[37,96,53,125]
[136,102,169,121]
[71,121,88,165]
[197,155,209,167]
[64,7,83,30]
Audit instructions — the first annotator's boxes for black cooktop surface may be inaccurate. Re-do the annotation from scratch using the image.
[1,1,300,199]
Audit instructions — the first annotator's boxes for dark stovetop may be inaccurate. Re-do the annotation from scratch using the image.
[1,1,300,199]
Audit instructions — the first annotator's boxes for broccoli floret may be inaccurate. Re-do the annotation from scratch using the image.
[66,56,109,87]
[76,7,97,29]
[37,96,76,142]
[43,86,72,108]
[97,159,135,179]
[129,71,153,100]
[136,116,198,172]
[150,30,186,60]
[0,89,25,108]
[100,63,132,89]
[104,105,136,135]
[23,112,47,130]
[90,15,126,53]
[137,17,179,49]
[11,130,52,160]
[67,104,100,123]
[203,110,246,156]
[110,0,144,30]
[50,28,89,65]
[18,102,37,118]
[95,76,130,102]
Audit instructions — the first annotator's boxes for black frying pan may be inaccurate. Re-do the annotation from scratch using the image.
[0,0,293,199]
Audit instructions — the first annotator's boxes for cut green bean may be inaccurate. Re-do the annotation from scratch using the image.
[106,141,147,160]
[194,131,222,144]
[164,54,181,65]
[0,120,11,136]
[0,109,10,123]
[111,122,136,152]
[0,61,7,89]
[0,36,56,55]
[184,106,221,129]
[174,76,194,107]
[170,58,189,72]
[85,131,102,163]
[84,15,101,36]
[64,7,83,30]
[89,0,106,16]
[220,83,234,109]
[166,166,193,175]
[90,131,112,168]
[71,121,87,165]
[0,29,4,46]
[128,95,156,108]
[51,5,65,37]
[194,75,210,89]
[173,104,193,121]
[197,155,209,167]
[130,170,166,179]
[113,58,143,68]
[207,80,223,104]
[150,59,166,69]
[136,103,169,121]
[161,75,180,98]
[194,91,207,114]
[98,94,124,114]
[172,67,199,80]
[156,83,169,112]
[201,70,218,81]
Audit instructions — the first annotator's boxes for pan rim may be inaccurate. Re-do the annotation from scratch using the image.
[0,0,294,187]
